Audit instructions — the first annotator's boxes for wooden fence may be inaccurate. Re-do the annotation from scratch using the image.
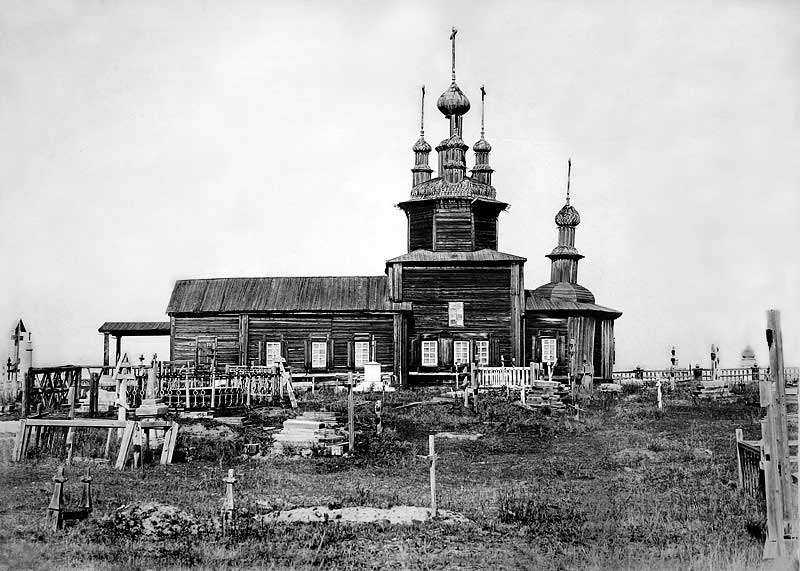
[733,310,799,561]
[474,364,544,389]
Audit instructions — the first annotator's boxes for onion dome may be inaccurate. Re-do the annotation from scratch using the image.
[437,82,471,117]
[742,345,755,359]
[473,137,491,152]
[555,203,581,227]
[412,137,432,153]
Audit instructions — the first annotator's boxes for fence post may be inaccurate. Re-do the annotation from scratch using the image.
[766,310,793,548]
[184,370,190,410]
[348,372,355,453]
[429,435,437,517]
[735,428,744,490]
[210,368,216,412]
[222,468,236,535]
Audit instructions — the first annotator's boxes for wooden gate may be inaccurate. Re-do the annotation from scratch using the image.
[23,367,82,416]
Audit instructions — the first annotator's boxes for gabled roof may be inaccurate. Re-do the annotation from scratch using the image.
[387,249,526,265]
[98,322,171,336]
[166,276,405,315]
[525,290,622,318]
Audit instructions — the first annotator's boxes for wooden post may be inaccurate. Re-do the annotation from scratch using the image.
[184,370,190,410]
[222,468,236,535]
[114,336,122,367]
[735,428,744,490]
[348,372,355,453]
[766,310,793,544]
[12,419,27,462]
[375,399,383,436]
[65,428,75,465]
[103,428,113,459]
[22,368,29,417]
[103,333,110,367]
[80,467,93,513]
[47,466,67,531]
[656,378,663,410]
[210,368,216,413]
[428,435,437,516]
[133,423,143,470]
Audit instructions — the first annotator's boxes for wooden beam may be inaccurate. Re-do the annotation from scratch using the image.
[238,314,249,366]
[103,333,110,367]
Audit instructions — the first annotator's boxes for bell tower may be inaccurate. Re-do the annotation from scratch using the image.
[398,29,507,252]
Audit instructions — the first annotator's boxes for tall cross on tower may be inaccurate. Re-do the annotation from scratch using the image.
[420,85,425,137]
[480,85,486,138]
[450,27,458,82]
[566,158,572,205]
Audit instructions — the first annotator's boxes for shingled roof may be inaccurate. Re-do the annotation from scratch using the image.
[386,249,526,264]
[166,276,405,315]
[525,290,622,318]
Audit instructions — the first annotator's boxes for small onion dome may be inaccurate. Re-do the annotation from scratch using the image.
[437,82,471,117]
[412,137,431,153]
[473,137,491,152]
[742,345,756,358]
[555,203,581,227]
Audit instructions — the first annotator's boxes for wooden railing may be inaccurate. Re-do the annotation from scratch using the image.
[475,365,543,389]
[612,366,799,386]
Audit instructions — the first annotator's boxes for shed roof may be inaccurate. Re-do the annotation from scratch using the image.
[166,276,404,315]
[98,322,171,336]
[386,249,526,265]
[525,290,622,318]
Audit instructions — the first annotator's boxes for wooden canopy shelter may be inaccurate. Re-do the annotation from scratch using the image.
[98,322,171,366]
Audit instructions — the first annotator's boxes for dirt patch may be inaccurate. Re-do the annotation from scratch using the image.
[103,502,213,538]
[256,505,470,525]
[181,422,236,441]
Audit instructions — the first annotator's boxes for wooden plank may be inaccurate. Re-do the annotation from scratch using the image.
[735,428,744,490]
[114,421,136,470]
[12,419,27,462]
[23,419,129,429]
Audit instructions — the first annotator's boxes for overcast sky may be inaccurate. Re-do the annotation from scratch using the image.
[1,0,798,370]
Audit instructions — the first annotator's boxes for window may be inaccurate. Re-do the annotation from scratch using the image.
[476,341,489,365]
[311,342,327,369]
[448,302,464,327]
[265,342,282,365]
[454,340,470,365]
[422,340,438,366]
[354,341,370,368]
[542,338,557,364]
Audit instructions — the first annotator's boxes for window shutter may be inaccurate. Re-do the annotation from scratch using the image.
[304,339,312,370]
[558,334,567,364]
[440,337,454,367]
[327,338,334,370]
[530,335,536,366]
[257,341,265,366]
[347,341,355,370]
[370,334,376,362]
[410,336,421,367]
[470,340,478,365]
[489,336,500,366]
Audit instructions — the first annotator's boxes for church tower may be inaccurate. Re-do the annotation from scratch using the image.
[398,29,507,252]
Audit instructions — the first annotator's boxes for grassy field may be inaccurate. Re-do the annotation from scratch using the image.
[0,387,786,570]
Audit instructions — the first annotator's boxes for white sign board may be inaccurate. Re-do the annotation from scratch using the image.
[448,302,464,327]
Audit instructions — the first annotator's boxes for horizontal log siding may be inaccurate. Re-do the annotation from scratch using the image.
[403,267,513,364]
[247,314,395,373]
[434,203,473,251]
[473,210,498,250]
[408,209,433,251]
[172,316,240,367]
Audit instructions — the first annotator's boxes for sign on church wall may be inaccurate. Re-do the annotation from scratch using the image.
[448,302,464,327]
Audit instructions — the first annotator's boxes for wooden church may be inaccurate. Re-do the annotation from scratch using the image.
[165,31,622,386]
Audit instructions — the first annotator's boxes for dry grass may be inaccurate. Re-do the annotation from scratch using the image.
[0,388,778,570]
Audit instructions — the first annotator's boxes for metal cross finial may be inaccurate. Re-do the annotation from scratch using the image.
[450,27,458,81]
[566,158,572,205]
[420,85,426,137]
[480,85,486,138]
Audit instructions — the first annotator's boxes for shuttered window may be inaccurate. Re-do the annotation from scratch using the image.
[475,341,489,365]
[422,340,438,367]
[354,341,370,368]
[454,341,470,365]
[311,342,327,369]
